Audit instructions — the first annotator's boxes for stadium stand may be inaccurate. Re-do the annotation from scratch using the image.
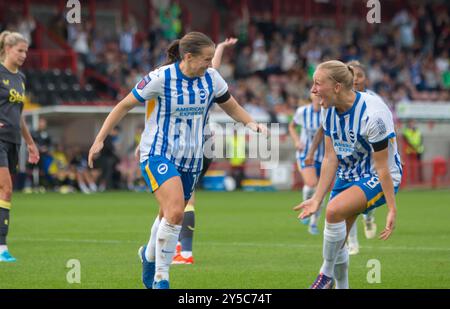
[0,0,448,191]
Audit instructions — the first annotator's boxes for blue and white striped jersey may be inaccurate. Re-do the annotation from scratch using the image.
[132,61,228,172]
[322,91,402,184]
[293,104,324,163]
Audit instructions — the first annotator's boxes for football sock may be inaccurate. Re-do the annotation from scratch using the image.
[363,210,374,222]
[181,251,192,258]
[180,204,195,254]
[78,182,90,194]
[145,216,160,262]
[302,185,315,202]
[88,182,98,192]
[155,218,181,282]
[348,223,358,247]
[334,246,349,289]
[320,220,346,277]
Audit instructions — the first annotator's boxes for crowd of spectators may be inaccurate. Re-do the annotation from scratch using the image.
[47,1,449,120]
[22,119,145,194]
[3,1,448,117]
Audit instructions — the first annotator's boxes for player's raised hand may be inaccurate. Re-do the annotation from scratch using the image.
[293,198,321,220]
[88,140,104,168]
[218,37,238,48]
[379,208,396,240]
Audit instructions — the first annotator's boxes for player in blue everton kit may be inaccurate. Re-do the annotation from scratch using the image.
[88,32,266,289]
[294,60,402,289]
[289,93,324,235]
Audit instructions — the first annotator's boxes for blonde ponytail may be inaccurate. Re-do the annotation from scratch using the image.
[317,60,354,90]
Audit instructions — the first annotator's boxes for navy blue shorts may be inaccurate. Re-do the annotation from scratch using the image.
[0,140,19,174]
[140,155,200,201]
[330,176,399,215]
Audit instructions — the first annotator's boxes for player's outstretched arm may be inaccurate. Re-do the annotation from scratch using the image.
[373,147,397,240]
[88,93,140,167]
[288,120,303,151]
[212,37,238,69]
[293,135,337,218]
[304,126,324,165]
[219,95,267,134]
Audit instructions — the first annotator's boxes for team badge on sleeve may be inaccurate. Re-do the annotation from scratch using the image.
[137,75,152,90]
[374,118,387,136]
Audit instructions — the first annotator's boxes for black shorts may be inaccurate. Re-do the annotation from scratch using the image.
[199,155,213,180]
[0,140,20,174]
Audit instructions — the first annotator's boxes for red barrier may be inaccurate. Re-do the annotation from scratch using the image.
[23,50,77,72]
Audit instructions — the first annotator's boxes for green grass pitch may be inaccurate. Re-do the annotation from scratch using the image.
[0,189,449,289]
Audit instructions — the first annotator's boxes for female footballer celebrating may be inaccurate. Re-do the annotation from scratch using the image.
[89,32,266,289]
[294,60,402,289]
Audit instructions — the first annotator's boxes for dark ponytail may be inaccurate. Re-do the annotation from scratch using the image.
[162,32,214,66]
[163,39,181,66]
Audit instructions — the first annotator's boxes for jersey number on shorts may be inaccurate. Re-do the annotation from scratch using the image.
[191,174,198,192]
[364,176,380,189]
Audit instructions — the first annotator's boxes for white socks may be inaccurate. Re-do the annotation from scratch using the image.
[334,246,349,289]
[145,216,161,262]
[363,210,374,222]
[348,223,359,247]
[320,220,347,278]
[0,245,7,254]
[155,218,182,282]
[302,185,315,202]
[181,251,192,258]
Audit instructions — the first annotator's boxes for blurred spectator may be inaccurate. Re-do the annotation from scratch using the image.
[17,15,36,48]
[70,147,98,194]
[281,36,298,72]
[30,118,53,189]
[117,126,143,191]
[159,0,182,40]
[226,128,246,189]
[133,40,152,72]
[71,24,91,71]
[125,68,141,90]
[119,21,136,66]
[243,92,270,119]
[235,46,252,78]
[250,40,268,73]
[48,144,76,194]
[216,53,235,81]
[96,126,121,191]
[392,9,416,50]
[403,120,424,182]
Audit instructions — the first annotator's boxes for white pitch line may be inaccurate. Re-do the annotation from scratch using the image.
[10,237,450,252]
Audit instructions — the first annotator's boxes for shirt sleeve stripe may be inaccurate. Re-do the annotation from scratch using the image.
[132,88,146,103]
